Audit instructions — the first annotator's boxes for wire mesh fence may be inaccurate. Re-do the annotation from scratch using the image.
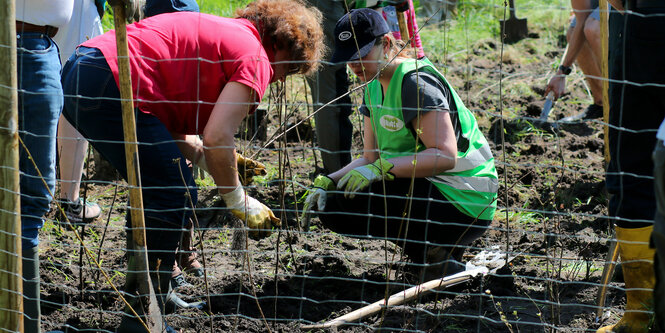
[2,0,665,332]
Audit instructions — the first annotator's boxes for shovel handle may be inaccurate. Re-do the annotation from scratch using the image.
[508,0,518,19]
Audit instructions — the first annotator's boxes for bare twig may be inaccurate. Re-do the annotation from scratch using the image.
[301,268,487,329]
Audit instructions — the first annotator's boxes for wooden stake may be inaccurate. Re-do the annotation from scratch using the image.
[396,11,409,43]
[112,5,163,331]
[301,268,486,329]
[595,1,619,323]
[0,1,23,331]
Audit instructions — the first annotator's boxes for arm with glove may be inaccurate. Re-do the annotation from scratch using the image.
[174,135,267,186]
[301,117,379,224]
[199,82,280,238]
[330,111,457,199]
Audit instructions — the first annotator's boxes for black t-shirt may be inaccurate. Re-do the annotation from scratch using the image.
[359,69,459,139]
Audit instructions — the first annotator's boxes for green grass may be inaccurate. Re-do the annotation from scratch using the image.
[496,207,542,227]
[419,0,570,64]
[199,0,251,16]
[101,0,251,31]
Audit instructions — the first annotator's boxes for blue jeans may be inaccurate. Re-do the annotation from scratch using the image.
[17,33,62,250]
[61,47,197,267]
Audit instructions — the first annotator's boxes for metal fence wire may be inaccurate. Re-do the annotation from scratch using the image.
[1,0,665,332]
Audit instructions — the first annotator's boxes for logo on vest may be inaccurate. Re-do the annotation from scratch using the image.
[338,31,352,41]
[379,115,404,132]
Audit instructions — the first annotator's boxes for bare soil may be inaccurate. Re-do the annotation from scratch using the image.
[40,33,621,333]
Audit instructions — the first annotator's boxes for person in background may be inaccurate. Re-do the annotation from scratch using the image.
[304,0,354,175]
[420,0,458,23]
[598,0,665,332]
[544,0,603,122]
[303,8,497,281]
[15,0,75,331]
[143,0,198,16]
[54,0,104,226]
[61,0,323,330]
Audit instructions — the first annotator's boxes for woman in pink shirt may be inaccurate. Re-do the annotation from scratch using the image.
[61,0,323,328]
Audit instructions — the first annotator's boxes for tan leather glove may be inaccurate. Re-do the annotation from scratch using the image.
[193,152,266,186]
[236,153,267,186]
[221,186,280,238]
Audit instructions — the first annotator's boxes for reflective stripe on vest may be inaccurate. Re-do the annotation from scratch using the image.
[427,174,499,193]
[447,143,493,173]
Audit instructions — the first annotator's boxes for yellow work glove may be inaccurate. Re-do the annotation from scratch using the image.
[236,153,267,186]
[194,152,266,186]
[337,158,394,199]
[300,175,335,229]
[221,185,280,239]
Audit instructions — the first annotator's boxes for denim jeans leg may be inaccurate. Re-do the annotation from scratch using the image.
[62,47,197,268]
[17,33,62,250]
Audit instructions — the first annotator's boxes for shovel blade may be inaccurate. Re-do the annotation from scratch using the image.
[500,17,528,44]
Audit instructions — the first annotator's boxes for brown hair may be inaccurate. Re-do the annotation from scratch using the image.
[378,34,416,60]
[235,0,325,76]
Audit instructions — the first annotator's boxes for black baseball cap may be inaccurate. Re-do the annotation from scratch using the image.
[330,8,390,63]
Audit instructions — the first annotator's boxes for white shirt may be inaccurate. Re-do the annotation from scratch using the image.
[16,0,75,28]
[54,0,103,63]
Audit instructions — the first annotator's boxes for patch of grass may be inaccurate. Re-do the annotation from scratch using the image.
[495,207,542,227]
[199,0,251,16]
[419,0,569,63]
[195,173,216,188]
[100,0,252,31]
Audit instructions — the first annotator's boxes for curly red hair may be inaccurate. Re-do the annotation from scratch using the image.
[235,0,325,76]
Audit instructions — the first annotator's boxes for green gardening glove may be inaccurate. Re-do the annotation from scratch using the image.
[300,175,335,229]
[337,158,395,199]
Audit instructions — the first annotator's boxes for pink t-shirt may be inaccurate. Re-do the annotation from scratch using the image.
[82,12,273,134]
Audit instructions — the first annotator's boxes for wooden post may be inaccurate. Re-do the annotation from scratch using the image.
[594,1,619,323]
[0,0,23,331]
[396,11,410,43]
[112,5,163,331]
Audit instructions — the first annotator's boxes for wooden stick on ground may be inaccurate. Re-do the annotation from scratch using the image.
[595,234,619,322]
[112,4,163,331]
[301,268,487,330]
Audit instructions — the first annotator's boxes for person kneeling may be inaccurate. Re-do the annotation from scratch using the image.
[303,8,498,281]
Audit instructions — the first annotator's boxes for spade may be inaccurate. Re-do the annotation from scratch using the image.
[499,0,528,44]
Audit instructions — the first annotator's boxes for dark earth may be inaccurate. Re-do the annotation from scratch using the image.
[39,31,623,333]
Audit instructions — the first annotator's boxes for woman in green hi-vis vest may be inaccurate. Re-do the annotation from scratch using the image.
[302,8,498,280]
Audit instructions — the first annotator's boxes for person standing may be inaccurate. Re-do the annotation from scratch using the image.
[54,0,104,225]
[599,0,665,332]
[305,0,354,174]
[420,0,458,23]
[15,0,74,331]
[545,0,603,121]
